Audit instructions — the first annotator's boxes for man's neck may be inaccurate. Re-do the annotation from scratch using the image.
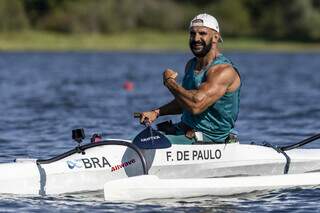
[196,49,220,70]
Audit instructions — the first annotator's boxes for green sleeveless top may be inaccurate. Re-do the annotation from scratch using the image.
[181,54,241,142]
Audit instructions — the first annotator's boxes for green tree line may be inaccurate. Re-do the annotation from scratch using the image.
[1,0,320,41]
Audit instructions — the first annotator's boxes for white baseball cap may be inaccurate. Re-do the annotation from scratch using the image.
[189,13,223,42]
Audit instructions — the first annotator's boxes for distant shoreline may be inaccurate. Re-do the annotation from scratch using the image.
[1,30,320,52]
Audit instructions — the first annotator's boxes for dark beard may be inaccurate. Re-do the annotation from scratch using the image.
[189,39,212,58]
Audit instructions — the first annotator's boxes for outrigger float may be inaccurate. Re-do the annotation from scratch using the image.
[0,127,320,201]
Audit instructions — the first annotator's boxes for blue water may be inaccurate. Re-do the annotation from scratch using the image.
[0,52,320,212]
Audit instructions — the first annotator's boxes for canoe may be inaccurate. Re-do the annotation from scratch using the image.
[1,139,320,195]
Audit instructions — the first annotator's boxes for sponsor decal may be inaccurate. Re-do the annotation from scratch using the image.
[140,135,161,142]
[166,149,222,162]
[67,159,83,169]
[66,156,136,172]
[67,156,111,169]
[111,159,136,172]
[82,157,111,169]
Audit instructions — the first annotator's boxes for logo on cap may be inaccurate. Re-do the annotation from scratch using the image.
[191,19,204,27]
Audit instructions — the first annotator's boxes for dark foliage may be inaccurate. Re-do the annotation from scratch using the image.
[0,0,319,41]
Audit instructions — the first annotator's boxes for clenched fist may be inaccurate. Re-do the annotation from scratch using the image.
[163,69,178,86]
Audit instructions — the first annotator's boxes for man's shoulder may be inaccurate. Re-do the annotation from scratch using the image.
[207,63,236,75]
[206,64,241,88]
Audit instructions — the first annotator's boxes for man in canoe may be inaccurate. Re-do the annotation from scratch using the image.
[140,13,241,144]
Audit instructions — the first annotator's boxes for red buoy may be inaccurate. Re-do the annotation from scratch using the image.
[123,80,134,91]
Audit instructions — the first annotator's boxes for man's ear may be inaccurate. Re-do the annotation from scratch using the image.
[212,34,219,43]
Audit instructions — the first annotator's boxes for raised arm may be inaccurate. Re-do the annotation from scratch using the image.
[164,64,240,114]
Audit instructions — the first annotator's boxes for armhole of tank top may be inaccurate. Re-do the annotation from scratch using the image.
[234,67,241,81]
[226,66,242,94]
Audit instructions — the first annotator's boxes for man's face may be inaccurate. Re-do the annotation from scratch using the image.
[189,26,216,58]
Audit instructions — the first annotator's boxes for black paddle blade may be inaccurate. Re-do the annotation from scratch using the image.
[132,126,172,149]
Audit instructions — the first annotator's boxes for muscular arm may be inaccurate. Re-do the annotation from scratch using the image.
[165,64,239,115]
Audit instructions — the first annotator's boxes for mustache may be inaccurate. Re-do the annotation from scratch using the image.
[190,40,205,46]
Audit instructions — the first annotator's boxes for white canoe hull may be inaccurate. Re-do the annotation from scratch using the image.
[104,173,320,201]
[0,143,145,195]
[144,143,320,178]
[1,141,320,195]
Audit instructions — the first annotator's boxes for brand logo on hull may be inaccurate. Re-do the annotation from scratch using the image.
[140,135,161,142]
[66,156,137,172]
[67,156,111,169]
[67,159,83,169]
[111,159,136,172]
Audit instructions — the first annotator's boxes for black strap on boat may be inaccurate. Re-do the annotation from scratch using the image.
[36,140,148,175]
[280,133,320,151]
[263,142,291,174]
